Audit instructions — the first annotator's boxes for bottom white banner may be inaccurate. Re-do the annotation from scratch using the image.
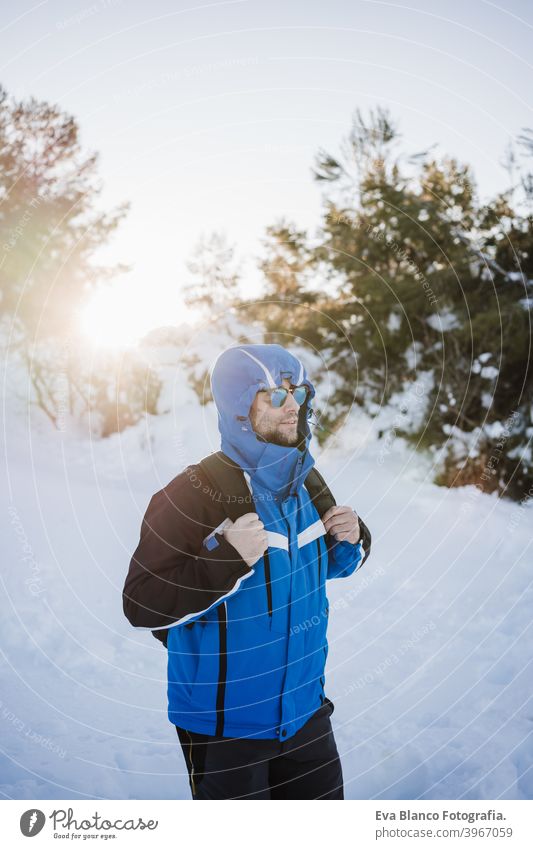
[2,799,532,848]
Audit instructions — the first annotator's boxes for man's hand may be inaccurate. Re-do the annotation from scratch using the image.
[322,505,360,545]
[223,512,268,567]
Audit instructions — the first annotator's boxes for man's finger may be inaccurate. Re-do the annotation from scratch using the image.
[328,525,359,540]
[321,505,349,522]
[334,531,358,543]
[327,518,357,531]
[326,510,357,523]
[326,517,359,534]
[324,514,357,529]
[236,513,264,529]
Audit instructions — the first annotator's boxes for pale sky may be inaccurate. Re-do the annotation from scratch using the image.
[1,0,532,342]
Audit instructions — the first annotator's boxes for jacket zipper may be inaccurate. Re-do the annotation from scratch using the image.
[215,601,228,736]
[185,730,196,795]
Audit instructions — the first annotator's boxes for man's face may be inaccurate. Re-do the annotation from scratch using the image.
[249,377,302,447]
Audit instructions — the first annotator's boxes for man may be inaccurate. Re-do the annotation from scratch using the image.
[123,343,371,799]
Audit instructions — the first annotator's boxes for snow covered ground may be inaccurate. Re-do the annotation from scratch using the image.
[1,342,532,800]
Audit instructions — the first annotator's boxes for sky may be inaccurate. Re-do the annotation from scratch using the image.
[1,0,532,341]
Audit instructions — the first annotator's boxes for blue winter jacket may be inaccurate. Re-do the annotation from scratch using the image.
[124,344,369,741]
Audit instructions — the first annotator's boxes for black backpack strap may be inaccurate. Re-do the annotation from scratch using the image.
[304,466,336,518]
[198,451,255,522]
[357,516,372,565]
[305,467,371,564]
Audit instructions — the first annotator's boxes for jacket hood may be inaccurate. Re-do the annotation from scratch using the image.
[210,344,316,500]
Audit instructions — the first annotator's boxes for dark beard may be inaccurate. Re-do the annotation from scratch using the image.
[269,430,299,447]
[254,423,302,448]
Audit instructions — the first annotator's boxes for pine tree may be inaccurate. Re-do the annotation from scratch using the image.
[0,85,128,341]
[183,231,240,313]
[0,85,164,435]
[251,107,533,499]
[250,220,322,343]
[316,110,533,498]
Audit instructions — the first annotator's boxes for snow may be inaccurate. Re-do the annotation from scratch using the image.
[373,371,434,438]
[426,308,460,332]
[471,358,499,379]
[1,339,532,801]
[484,421,506,440]
[405,340,424,370]
[480,366,499,380]
[387,312,402,333]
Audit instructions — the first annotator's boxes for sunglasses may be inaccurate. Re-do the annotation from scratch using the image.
[262,384,309,408]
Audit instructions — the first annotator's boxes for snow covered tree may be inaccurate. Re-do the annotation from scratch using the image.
[250,107,533,500]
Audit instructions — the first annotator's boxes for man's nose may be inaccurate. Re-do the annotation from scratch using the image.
[284,391,300,413]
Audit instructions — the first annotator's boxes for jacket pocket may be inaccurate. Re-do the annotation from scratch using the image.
[264,549,273,624]
[224,564,287,635]
[316,537,322,585]
[188,604,228,735]
[215,601,227,736]
[167,619,206,703]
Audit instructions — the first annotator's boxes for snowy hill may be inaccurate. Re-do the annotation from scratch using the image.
[1,337,532,800]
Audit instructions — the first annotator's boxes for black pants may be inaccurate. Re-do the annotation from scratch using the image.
[175,697,343,799]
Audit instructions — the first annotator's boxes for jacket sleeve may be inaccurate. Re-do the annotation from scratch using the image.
[122,469,255,633]
[326,514,372,580]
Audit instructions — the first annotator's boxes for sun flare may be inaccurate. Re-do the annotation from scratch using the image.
[78,284,192,348]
